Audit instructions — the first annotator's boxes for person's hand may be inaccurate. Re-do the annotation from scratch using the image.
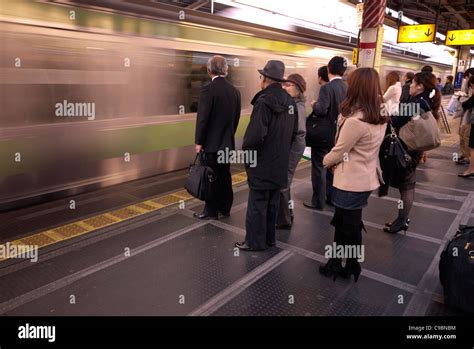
[195,144,203,153]
[311,99,316,108]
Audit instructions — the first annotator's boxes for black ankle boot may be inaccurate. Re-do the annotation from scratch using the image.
[341,259,362,283]
[319,258,344,281]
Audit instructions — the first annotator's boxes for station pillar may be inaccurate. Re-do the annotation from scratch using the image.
[457,46,472,73]
[357,0,387,71]
[452,46,472,89]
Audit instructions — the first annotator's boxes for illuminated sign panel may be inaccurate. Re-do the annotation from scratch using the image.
[397,24,436,43]
[352,48,358,65]
[446,30,474,46]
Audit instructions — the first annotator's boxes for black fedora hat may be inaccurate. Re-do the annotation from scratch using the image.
[258,60,285,82]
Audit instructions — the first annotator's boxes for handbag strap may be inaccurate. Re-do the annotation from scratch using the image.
[334,116,347,144]
[199,151,208,166]
[389,123,397,139]
[385,118,399,139]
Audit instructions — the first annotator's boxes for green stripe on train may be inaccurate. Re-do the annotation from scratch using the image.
[0,115,250,177]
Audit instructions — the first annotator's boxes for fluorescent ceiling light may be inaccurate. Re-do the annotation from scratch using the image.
[215,0,453,64]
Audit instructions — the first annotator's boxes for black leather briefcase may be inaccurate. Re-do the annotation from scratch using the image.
[184,152,216,201]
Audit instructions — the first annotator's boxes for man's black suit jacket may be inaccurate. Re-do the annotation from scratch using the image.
[195,77,241,152]
[312,78,347,148]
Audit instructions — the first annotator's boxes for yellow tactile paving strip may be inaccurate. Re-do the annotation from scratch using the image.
[0,172,250,262]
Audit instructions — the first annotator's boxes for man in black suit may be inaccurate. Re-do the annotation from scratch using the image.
[235,60,298,251]
[304,56,347,210]
[194,55,241,219]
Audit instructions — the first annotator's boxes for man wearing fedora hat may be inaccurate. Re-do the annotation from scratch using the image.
[235,60,298,251]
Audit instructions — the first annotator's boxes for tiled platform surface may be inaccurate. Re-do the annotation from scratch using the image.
[0,143,472,316]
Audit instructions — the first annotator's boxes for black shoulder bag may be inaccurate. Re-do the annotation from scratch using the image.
[380,124,412,169]
[305,112,333,148]
[184,152,216,201]
[378,123,412,196]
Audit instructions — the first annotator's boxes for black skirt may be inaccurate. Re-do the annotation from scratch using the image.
[389,150,422,191]
[331,187,372,210]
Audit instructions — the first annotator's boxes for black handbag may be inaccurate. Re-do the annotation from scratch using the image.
[184,152,216,201]
[305,113,333,148]
[380,124,412,169]
[378,123,412,197]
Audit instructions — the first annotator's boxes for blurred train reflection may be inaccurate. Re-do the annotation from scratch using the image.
[0,2,451,210]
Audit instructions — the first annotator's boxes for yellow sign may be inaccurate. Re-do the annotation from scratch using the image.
[397,24,436,43]
[446,30,474,46]
[356,3,363,29]
[352,48,358,65]
[374,27,384,72]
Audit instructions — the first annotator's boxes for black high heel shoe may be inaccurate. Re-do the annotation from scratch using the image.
[383,218,409,234]
[385,218,410,228]
[341,259,361,283]
[458,172,474,178]
[319,258,344,281]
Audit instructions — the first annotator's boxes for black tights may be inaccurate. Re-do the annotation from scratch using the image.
[393,187,414,228]
[331,206,363,250]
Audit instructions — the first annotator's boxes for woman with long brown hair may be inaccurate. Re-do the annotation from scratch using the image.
[383,72,441,234]
[321,68,388,282]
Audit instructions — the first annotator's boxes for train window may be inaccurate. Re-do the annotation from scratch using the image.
[173,51,253,114]
[0,31,254,127]
[0,26,266,127]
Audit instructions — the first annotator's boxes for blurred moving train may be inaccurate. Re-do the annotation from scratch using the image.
[0,0,452,210]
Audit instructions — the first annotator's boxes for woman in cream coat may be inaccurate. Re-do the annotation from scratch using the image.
[383,71,402,116]
[320,68,388,282]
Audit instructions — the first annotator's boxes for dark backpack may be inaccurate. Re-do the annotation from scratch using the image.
[184,152,216,201]
[439,225,474,314]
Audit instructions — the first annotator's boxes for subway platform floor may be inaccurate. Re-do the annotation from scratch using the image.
[0,142,472,316]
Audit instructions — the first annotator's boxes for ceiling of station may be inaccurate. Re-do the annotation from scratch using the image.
[155,0,230,13]
[368,0,473,32]
[162,0,472,33]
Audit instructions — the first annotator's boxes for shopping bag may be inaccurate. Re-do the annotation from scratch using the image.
[446,95,459,114]
[399,110,441,152]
